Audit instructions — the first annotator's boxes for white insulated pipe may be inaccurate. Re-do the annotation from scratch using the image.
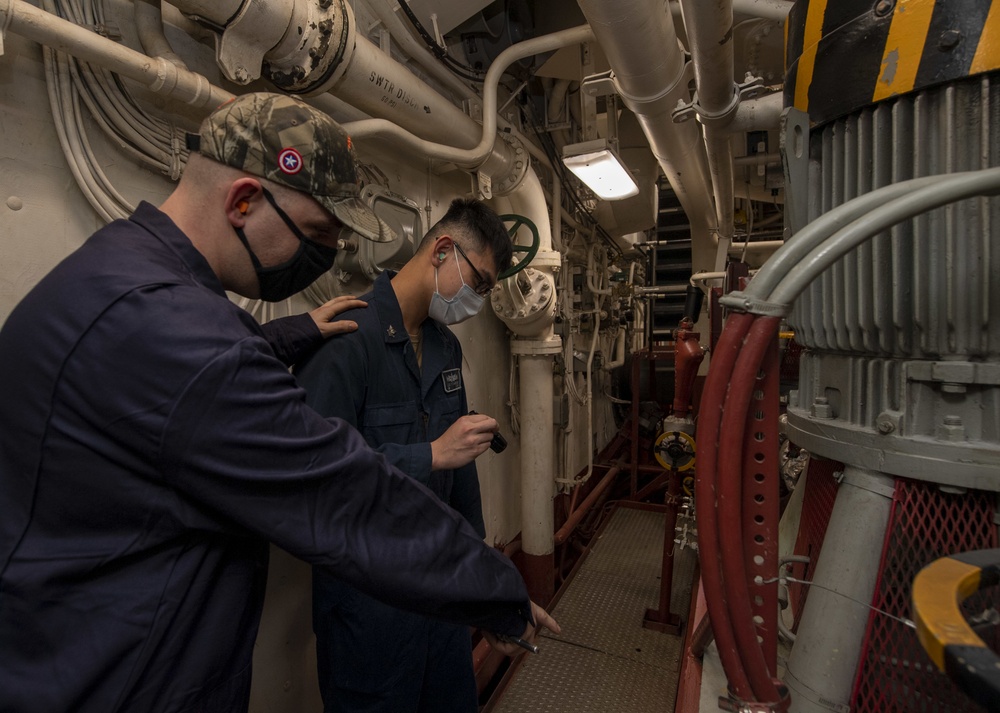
[365,0,478,103]
[335,35,486,151]
[165,0,243,27]
[1,0,231,108]
[678,0,738,271]
[732,0,793,21]
[505,170,560,565]
[670,0,792,24]
[576,0,715,249]
[134,0,187,69]
[343,24,594,171]
[518,351,556,559]
[785,467,895,713]
[731,91,784,132]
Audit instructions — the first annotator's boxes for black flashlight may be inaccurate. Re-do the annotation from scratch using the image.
[468,411,508,453]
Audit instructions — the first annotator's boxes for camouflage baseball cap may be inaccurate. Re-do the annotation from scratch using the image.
[199,92,394,242]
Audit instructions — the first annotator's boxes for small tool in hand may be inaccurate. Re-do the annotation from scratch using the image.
[497,633,539,654]
[468,411,508,453]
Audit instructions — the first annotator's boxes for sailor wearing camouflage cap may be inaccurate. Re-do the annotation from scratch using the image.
[194,92,395,301]
[0,86,551,713]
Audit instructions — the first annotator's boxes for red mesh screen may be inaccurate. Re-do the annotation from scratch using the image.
[787,458,841,624]
[850,479,999,712]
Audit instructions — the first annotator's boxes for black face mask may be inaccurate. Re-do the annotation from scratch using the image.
[234,187,339,302]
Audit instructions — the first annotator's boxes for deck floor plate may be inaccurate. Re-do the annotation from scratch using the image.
[491,507,684,712]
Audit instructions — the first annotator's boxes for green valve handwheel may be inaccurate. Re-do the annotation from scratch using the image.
[497,214,540,280]
[912,549,1000,712]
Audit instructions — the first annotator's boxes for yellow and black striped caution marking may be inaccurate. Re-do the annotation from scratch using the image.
[912,549,1000,712]
[785,0,1000,125]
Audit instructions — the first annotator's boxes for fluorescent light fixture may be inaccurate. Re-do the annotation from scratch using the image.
[562,139,640,200]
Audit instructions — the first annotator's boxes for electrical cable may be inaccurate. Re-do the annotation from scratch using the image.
[41,0,191,221]
[741,171,988,301]
[767,167,1000,305]
[701,167,1000,708]
[395,0,487,83]
[762,575,917,630]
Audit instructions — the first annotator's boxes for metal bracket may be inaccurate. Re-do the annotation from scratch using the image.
[216,0,289,84]
[718,290,792,317]
[581,69,617,97]
[476,171,493,200]
[673,73,767,126]
[779,107,810,235]
[717,693,793,713]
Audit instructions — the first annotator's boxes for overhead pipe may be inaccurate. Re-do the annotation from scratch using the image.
[576,0,715,258]
[0,0,230,108]
[732,0,793,21]
[670,0,792,24]
[342,24,594,183]
[677,0,739,271]
[134,0,187,69]
[165,0,570,193]
[365,0,478,103]
[731,91,784,132]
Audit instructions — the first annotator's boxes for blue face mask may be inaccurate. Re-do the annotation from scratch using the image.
[233,187,339,302]
[428,245,486,325]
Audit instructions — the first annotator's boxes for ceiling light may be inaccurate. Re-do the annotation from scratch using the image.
[562,139,640,200]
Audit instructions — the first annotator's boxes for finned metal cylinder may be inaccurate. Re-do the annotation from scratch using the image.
[783,0,1000,488]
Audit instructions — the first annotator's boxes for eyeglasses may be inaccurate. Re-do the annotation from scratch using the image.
[453,242,495,297]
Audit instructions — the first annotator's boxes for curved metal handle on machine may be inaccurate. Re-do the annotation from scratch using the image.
[912,549,1000,712]
[497,214,540,280]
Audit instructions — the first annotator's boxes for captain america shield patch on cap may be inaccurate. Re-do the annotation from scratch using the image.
[278,148,303,175]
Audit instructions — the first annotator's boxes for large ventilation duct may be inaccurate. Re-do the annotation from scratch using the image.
[576,0,714,257]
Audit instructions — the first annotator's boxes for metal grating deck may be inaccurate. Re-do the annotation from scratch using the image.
[490,506,685,713]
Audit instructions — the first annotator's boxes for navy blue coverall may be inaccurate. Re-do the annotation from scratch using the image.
[296,271,486,713]
[0,203,529,713]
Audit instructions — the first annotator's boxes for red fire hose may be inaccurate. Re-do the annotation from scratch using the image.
[694,310,755,700]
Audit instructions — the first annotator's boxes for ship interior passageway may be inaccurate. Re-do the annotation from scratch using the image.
[4,0,1000,711]
[488,506,694,713]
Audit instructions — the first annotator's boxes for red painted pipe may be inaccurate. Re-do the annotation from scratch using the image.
[717,315,782,703]
[553,462,622,545]
[672,319,705,416]
[694,311,755,699]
